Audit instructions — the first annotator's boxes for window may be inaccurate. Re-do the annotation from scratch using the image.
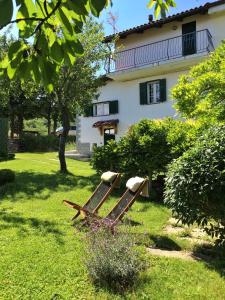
[84,100,119,117]
[140,79,166,105]
[93,102,109,116]
[147,81,161,104]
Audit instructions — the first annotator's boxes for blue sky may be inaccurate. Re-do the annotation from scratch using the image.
[99,0,215,36]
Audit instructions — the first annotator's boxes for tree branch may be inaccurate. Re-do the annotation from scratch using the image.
[0,0,62,34]
[0,17,43,30]
[34,0,62,34]
[44,0,50,17]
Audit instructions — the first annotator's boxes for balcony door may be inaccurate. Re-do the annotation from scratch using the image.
[182,22,196,56]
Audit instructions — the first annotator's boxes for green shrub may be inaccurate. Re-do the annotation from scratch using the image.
[0,153,15,162]
[91,118,197,186]
[85,228,146,293]
[20,135,75,152]
[91,140,120,174]
[0,169,15,186]
[165,125,225,246]
[118,119,170,181]
[163,118,198,158]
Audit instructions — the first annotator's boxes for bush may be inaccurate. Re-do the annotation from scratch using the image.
[165,125,225,246]
[91,140,120,174]
[20,135,75,152]
[163,118,198,158]
[0,169,15,186]
[0,153,15,162]
[118,119,170,181]
[91,118,197,185]
[85,228,146,293]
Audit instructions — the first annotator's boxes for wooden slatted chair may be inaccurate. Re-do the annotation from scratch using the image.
[87,178,149,231]
[63,172,121,221]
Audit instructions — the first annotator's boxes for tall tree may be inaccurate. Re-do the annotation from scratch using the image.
[54,18,110,173]
[0,37,40,137]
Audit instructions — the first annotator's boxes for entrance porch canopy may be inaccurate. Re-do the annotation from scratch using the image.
[92,119,119,135]
[93,119,119,128]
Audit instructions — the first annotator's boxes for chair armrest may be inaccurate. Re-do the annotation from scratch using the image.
[63,200,100,219]
[63,200,90,214]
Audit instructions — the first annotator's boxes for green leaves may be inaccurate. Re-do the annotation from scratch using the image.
[0,0,13,27]
[0,0,177,91]
[51,41,64,63]
[147,0,176,19]
[165,125,225,246]
[89,0,108,17]
[172,42,225,125]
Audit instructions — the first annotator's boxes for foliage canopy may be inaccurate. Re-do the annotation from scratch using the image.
[172,42,225,125]
[165,125,225,246]
[0,0,176,90]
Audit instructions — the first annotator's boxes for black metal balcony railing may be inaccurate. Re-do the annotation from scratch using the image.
[107,29,214,73]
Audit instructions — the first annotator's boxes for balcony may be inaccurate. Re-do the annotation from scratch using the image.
[107,29,214,79]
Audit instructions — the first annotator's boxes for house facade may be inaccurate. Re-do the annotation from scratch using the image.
[76,0,225,155]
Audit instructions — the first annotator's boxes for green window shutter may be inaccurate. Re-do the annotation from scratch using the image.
[84,105,93,117]
[109,100,119,114]
[160,79,167,102]
[140,82,148,105]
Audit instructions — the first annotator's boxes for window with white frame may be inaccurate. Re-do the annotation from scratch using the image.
[93,102,109,116]
[147,80,161,104]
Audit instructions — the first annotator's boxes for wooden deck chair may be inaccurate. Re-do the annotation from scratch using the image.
[63,172,121,221]
[88,177,149,231]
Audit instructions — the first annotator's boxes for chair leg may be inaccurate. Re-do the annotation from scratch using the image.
[110,225,116,235]
[72,211,80,221]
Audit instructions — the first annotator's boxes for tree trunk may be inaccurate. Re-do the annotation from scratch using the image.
[58,106,70,173]
[9,97,15,139]
[17,113,24,138]
[47,110,51,136]
[148,169,153,192]
[10,110,15,139]
[53,114,58,134]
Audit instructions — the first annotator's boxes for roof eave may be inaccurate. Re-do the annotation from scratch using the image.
[103,0,225,43]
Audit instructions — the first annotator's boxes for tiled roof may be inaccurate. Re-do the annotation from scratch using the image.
[104,0,225,42]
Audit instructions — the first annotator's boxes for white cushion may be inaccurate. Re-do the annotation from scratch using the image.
[101,171,118,183]
[126,177,145,193]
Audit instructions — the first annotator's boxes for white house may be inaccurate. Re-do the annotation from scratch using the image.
[76,0,225,155]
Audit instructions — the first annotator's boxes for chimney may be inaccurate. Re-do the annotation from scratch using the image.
[148,14,153,23]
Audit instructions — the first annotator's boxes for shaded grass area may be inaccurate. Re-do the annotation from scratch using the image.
[0,153,225,299]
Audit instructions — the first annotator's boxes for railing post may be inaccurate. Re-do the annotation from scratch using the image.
[108,56,111,73]
[167,39,170,60]
[134,48,136,67]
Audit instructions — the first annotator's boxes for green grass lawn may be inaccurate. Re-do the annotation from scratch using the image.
[0,153,225,300]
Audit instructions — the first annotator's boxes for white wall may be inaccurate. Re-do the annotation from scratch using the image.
[79,71,184,149]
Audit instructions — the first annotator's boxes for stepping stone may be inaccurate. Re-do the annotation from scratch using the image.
[147,247,201,261]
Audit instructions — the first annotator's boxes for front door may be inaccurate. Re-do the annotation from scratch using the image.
[182,22,196,56]
[104,128,115,145]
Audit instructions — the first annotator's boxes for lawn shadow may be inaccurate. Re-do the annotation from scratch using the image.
[0,170,100,202]
[130,233,181,250]
[147,234,182,251]
[0,209,65,244]
[122,217,143,227]
[192,243,225,277]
